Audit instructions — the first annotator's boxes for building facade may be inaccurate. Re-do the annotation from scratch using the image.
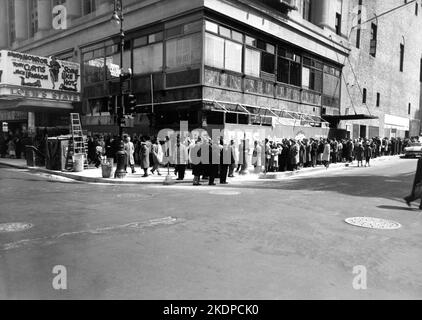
[0,0,420,141]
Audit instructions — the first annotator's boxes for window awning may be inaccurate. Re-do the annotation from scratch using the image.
[206,100,329,126]
[323,114,378,121]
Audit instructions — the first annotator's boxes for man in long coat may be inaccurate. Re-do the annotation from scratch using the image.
[124,135,136,174]
[404,157,422,209]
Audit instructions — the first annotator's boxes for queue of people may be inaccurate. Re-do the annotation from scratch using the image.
[86,133,410,185]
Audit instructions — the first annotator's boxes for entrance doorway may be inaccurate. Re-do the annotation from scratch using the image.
[360,125,367,138]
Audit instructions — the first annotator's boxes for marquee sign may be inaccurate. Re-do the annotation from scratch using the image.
[0,50,81,102]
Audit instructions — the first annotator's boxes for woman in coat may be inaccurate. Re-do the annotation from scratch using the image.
[322,139,331,168]
[139,136,151,177]
[404,157,422,209]
[355,142,364,167]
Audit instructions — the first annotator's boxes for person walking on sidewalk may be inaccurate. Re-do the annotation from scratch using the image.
[220,139,233,184]
[322,139,331,169]
[139,136,151,177]
[228,140,238,178]
[124,135,136,174]
[404,157,422,210]
[191,138,203,186]
[151,138,163,176]
[173,137,189,181]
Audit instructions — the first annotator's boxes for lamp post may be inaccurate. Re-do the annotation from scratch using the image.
[111,0,125,140]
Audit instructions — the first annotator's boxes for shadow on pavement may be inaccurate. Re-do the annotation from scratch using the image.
[227,173,413,203]
[377,205,419,211]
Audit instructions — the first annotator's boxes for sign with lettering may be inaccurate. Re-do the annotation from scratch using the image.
[0,50,81,102]
[2,122,8,133]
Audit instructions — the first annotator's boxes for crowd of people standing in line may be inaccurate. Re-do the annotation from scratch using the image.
[86,133,411,185]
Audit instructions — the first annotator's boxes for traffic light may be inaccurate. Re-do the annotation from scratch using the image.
[127,94,137,114]
[107,96,115,115]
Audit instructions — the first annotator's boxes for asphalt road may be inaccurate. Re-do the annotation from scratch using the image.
[0,157,421,300]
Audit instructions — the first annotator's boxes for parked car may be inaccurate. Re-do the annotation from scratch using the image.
[404,142,422,158]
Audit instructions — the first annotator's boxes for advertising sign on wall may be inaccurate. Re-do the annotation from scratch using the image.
[0,50,81,102]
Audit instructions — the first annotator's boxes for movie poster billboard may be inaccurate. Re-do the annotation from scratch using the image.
[0,50,81,102]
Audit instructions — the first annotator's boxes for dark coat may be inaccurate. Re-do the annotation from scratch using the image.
[411,158,422,194]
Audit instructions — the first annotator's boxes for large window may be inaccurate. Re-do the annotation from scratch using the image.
[244,48,261,78]
[277,47,301,87]
[133,43,163,74]
[302,57,323,92]
[106,40,132,80]
[132,31,163,75]
[166,33,202,70]
[83,47,105,84]
[204,21,243,73]
[322,65,341,107]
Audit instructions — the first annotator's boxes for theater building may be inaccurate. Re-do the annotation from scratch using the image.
[0,50,81,137]
[0,0,420,140]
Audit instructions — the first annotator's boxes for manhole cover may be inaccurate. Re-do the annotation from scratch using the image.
[0,223,33,233]
[209,191,241,196]
[345,217,401,230]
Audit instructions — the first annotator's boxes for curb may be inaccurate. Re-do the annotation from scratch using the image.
[0,155,402,185]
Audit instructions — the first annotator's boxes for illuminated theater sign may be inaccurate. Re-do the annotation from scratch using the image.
[0,50,81,104]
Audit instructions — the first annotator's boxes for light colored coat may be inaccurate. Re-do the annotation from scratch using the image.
[322,143,331,162]
[124,141,135,166]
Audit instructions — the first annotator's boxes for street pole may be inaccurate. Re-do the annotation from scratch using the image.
[112,0,125,141]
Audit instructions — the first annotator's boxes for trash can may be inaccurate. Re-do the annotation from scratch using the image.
[101,158,114,178]
[25,146,35,167]
[73,154,85,172]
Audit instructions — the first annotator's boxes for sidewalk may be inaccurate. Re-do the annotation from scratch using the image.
[0,155,401,185]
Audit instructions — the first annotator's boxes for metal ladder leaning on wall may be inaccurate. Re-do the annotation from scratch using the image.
[65,113,88,170]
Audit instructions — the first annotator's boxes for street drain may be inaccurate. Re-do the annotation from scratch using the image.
[345,217,401,230]
[0,223,33,233]
[209,191,241,196]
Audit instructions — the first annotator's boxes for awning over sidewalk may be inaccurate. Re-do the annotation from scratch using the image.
[206,100,329,127]
[322,114,379,121]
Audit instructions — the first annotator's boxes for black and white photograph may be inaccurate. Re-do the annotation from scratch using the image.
[0,0,421,305]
